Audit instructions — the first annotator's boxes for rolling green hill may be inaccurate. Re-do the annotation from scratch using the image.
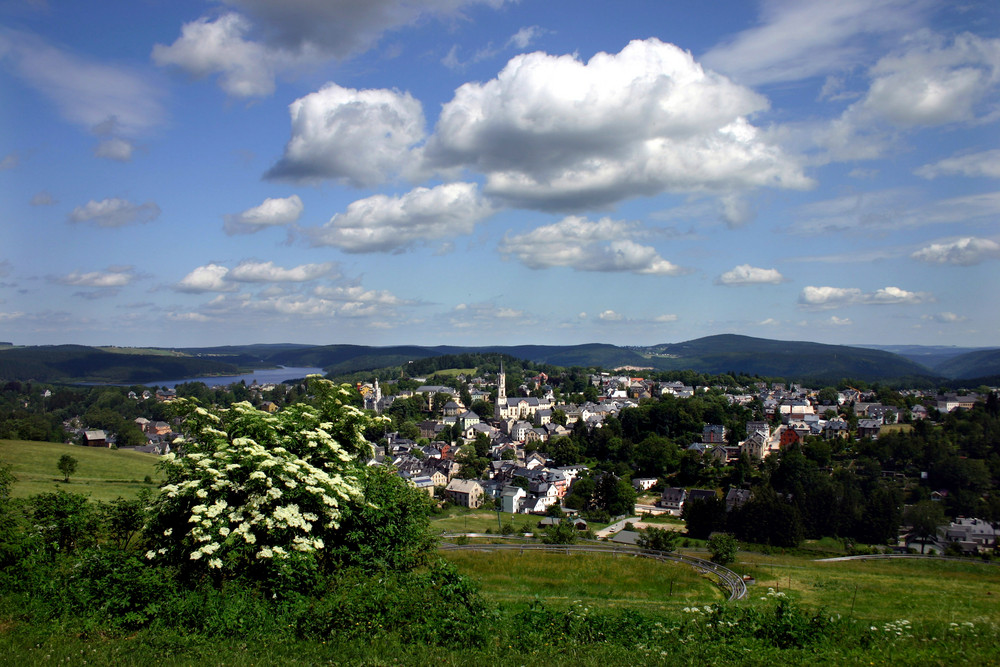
[0,345,241,383]
[0,336,962,385]
[642,334,938,383]
[932,348,1000,380]
[0,439,161,501]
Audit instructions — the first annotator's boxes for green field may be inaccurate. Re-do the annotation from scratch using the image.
[0,439,162,501]
[441,545,1000,624]
[739,552,999,624]
[442,549,722,610]
[426,367,477,377]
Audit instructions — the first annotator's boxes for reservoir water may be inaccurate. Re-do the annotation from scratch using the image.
[150,366,325,389]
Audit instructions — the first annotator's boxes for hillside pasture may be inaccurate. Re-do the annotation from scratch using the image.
[441,548,723,611]
[0,439,161,501]
[736,552,998,625]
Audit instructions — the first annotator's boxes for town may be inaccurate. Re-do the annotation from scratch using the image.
[38,354,998,557]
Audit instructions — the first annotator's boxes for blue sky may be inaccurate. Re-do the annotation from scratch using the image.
[1,0,998,348]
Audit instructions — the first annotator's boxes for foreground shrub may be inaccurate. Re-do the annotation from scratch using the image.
[144,377,383,582]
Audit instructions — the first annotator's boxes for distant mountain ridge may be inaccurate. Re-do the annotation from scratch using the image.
[640,334,937,382]
[2,335,988,385]
[930,348,1000,381]
[0,345,240,383]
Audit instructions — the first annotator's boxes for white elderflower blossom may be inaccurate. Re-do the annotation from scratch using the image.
[153,382,368,576]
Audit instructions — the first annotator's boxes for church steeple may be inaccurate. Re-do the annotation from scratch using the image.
[495,360,506,419]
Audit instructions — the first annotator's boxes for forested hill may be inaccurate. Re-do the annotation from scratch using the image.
[0,335,966,384]
[0,345,240,383]
[642,334,937,383]
[931,348,1000,382]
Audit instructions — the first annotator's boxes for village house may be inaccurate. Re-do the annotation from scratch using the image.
[857,419,883,440]
[659,487,687,514]
[445,479,484,508]
[83,429,107,447]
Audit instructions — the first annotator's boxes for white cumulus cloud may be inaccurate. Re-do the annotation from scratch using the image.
[716,264,786,285]
[224,195,304,235]
[499,216,685,275]
[68,198,160,228]
[154,1,513,97]
[800,285,930,309]
[424,38,811,211]
[176,260,339,292]
[175,264,236,293]
[266,83,425,186]
[306,183,493,253]
[152,13,282,98]
[859,32,1000,127]
[598,310,623,321]
[910,237,1000,265]
[229,260,338,283]
[773,31,1000,165]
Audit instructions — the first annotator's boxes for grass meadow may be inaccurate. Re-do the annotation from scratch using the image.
[0,439,162,501]
[441,549,723,610]
[738,551,999,624]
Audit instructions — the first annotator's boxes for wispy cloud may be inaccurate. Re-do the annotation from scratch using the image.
[1,29,165,136]
[68,198,160,228]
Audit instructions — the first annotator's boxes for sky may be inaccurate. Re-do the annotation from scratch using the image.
[1,0,998,349]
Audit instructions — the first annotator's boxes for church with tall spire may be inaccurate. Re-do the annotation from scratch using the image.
[494,359,552,423]
[494,361,506,420]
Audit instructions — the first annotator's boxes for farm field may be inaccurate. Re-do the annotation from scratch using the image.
[0,439,162,501]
